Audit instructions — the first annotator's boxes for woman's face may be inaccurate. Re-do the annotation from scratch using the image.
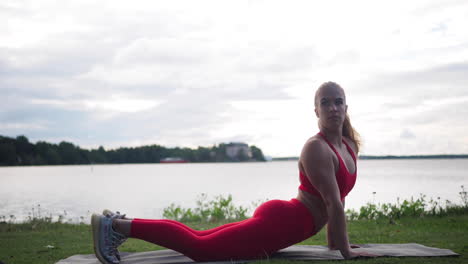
[315,86,348,129]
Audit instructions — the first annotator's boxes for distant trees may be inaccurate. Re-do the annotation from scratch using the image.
[0,135,266,166]
[250,145,265,162]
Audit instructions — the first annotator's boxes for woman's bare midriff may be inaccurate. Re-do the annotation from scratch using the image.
[296,190,329,234]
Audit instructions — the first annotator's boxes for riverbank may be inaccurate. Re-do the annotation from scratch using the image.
[1,215,466,264]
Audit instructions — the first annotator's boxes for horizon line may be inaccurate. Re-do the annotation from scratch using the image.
[271,154,468,160]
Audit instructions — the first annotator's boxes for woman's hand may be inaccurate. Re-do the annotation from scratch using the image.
[329,245,359,250]
[343,249,381,259]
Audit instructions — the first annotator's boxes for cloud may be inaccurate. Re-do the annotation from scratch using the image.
[354,92,468,155]
[400,129,416,139]
[1,0,468,156]
[411,0,468,15]
[354,61,468,100]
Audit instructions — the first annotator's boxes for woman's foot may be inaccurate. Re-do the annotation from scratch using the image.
[101,209,129,260]
[102,209,126,219]
[91,214,127,264]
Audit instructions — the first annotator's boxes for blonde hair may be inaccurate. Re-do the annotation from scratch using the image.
[315,82,361,153]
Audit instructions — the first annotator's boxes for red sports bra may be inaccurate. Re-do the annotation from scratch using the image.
[299,132,357,200]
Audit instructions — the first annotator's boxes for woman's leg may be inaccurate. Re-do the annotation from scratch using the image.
[129,218,248,236]
[116,199,316,261]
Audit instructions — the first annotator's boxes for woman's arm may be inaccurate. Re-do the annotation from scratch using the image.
[302,140,374,258]
[301,140,352,258]
[327,224,336,250]
[327,199,345,250]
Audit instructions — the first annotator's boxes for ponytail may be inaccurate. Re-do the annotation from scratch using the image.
[342,113,360,153]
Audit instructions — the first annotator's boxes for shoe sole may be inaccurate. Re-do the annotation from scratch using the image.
[92,214,113,264]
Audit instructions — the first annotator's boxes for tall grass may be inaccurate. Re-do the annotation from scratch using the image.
[162,193,250,222]
[0,204,88,232]
[346,185,468,222]
[163,186,468,223]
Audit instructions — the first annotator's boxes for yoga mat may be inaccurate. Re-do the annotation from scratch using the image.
[56,243,459,264]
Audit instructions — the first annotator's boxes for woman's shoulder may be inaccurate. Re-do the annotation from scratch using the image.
[300,135,333,160]
[299,135,338,176]
[303,134,326,149]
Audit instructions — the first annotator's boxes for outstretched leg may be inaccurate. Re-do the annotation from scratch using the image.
[132,218,248,236]
[113,199,316,261]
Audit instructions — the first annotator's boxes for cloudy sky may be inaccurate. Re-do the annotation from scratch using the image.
[1,0,468,157]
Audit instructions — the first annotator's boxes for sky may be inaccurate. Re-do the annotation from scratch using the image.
[1,0,468,157]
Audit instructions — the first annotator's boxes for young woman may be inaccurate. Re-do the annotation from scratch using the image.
[91,82,377,263]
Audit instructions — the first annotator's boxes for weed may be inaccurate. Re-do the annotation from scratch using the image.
[163,194,249,222]
[346,185,468,222]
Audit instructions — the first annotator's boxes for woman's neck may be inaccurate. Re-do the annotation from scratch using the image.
[319,127,343,146]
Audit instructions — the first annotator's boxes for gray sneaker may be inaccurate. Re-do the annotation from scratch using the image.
[102,209,126,219]
[101,210,127,260]
[91,214,126,264]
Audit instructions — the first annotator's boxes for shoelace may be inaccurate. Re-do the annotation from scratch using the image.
[107,232,125,256]
[111,212,128,245]
[106,213,128,261]
[115,211,126,218]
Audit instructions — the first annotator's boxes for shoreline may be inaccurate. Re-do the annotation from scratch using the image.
[272,154,468,161]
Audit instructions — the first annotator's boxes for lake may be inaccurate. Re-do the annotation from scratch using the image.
[0,159,467,223]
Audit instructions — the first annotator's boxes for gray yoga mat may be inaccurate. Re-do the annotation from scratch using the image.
[56,243,459,264]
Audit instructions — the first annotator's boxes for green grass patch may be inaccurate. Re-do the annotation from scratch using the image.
[1,215,466,264]
[345,185,468,221]
[2,190,467,264]
[163,193,250,222]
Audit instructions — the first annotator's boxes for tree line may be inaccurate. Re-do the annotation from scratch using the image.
[0,135,266,166]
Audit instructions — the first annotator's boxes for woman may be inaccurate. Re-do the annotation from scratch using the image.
[91,82,377,264]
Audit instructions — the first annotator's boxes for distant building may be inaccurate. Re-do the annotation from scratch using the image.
[225,142,252,160]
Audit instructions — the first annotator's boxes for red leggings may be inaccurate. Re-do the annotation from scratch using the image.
[130,199,316,261]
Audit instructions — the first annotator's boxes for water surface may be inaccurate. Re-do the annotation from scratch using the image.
[0,159,466,222]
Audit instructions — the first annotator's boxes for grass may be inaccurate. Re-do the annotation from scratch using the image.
[0,215,466,264]
[1,189,467,264]
[345,185,468,222]
[163,193,250,222]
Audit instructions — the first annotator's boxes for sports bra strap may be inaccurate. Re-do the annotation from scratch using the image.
[318,132,356,164]
[342,138,357,162]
